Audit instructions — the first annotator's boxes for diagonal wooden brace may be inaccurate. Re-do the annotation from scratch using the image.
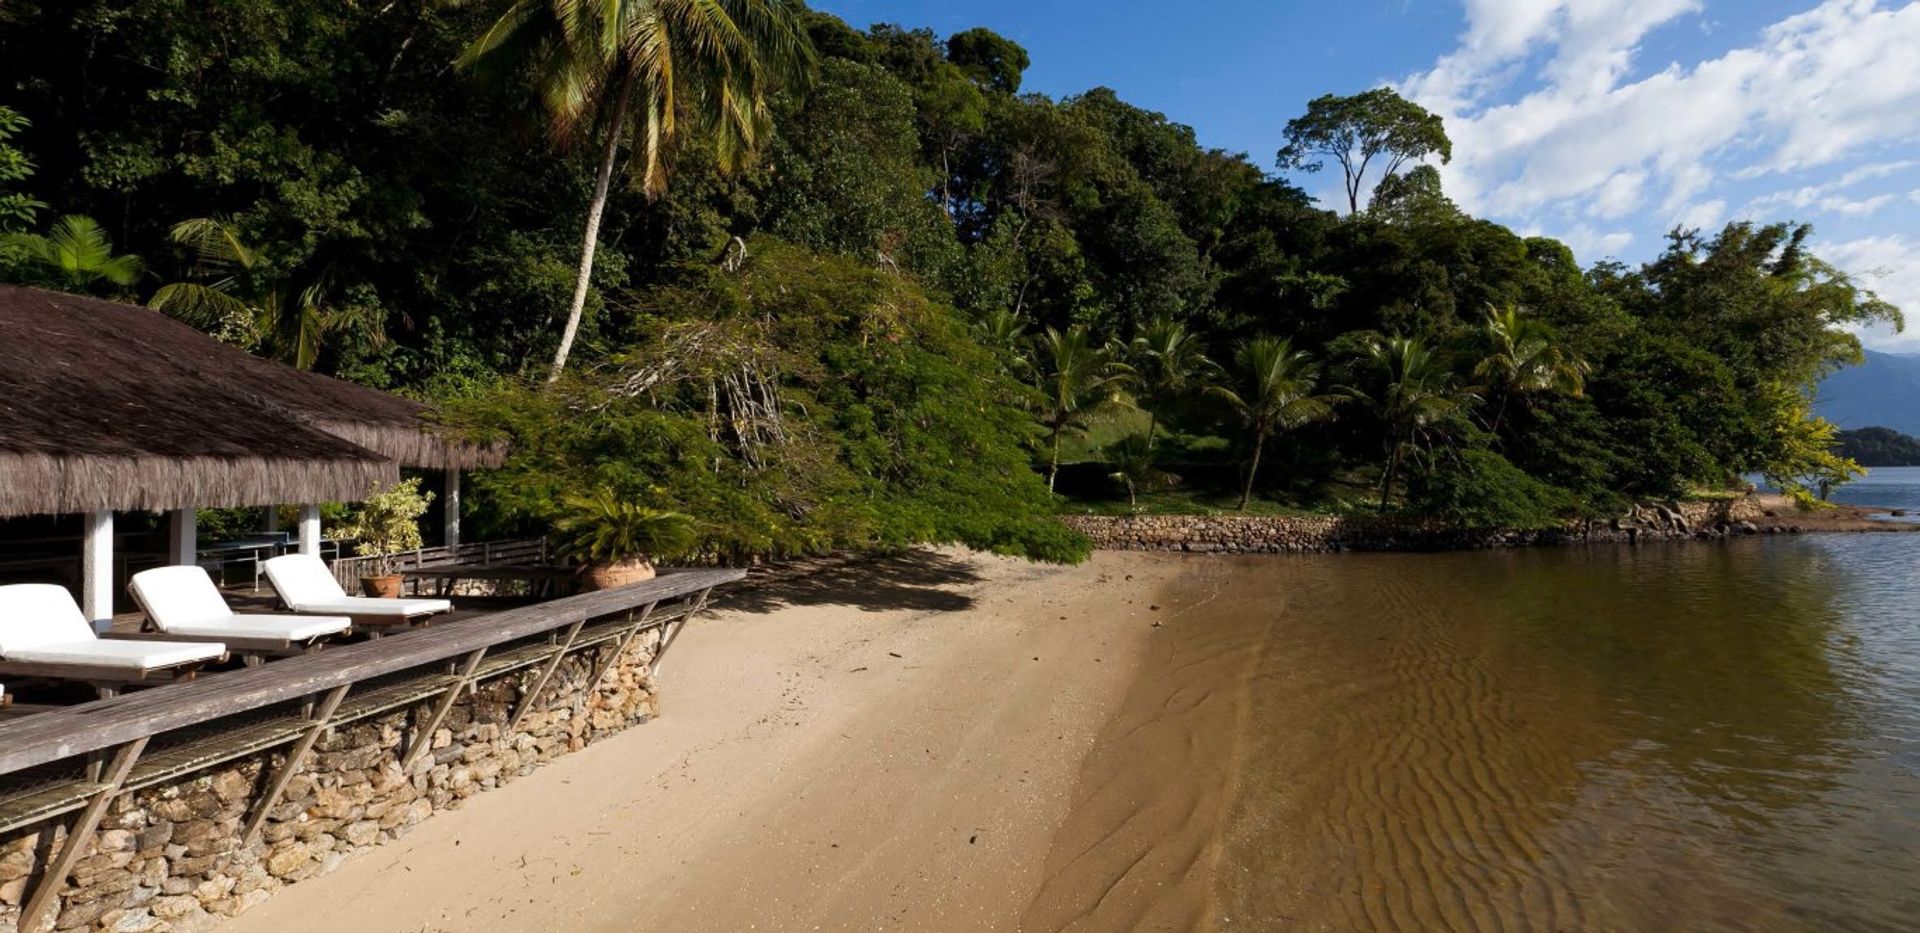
[649,587,713,679]
[402,647,487,771]
[583,603,656,693]
[19,736,149,933]
[504,618,586,734]
[241,684,351,846]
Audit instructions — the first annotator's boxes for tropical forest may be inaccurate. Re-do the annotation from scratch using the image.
[0,0,1900,563]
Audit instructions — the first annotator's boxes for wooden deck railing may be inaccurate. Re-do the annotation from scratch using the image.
[328,537,549,588]
[0,567,742,931]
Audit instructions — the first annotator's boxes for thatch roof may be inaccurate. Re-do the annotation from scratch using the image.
[0,285,501,518]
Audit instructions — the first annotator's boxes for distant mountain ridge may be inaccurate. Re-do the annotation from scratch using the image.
[1817,350,1920,437]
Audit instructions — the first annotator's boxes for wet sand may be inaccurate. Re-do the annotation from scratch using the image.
[223,548,1191,933]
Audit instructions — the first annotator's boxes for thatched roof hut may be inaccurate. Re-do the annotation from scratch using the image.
[0,285,500,518]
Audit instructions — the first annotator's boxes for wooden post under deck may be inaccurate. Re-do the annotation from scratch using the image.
[18,737,148,933]
[243,684,351,845]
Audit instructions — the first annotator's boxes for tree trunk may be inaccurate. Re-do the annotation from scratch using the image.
[1239,432,1266,511]
[1048,427,1062,492]
[1379,447,1398,510]
[548,71,638,383]
[1126,476,1138,508]
[1489,392,1511,442]
[1144,409,1159,450]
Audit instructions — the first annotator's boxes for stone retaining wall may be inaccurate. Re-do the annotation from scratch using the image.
[1061,496,1773,554]
[0,629,665,933]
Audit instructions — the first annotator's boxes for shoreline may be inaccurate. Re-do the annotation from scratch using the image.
[220,548,1192,933]
[1061,493,1918,555]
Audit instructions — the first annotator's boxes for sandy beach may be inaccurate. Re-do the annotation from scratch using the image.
[222,548,1190,933]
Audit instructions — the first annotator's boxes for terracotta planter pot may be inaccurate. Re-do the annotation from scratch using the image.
[360,574,404,598]
[580,558,656,591]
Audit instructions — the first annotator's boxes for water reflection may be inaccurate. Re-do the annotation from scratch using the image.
[1027,537,1920,932]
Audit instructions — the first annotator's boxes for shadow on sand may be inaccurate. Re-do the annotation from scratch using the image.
[719,549,982,614]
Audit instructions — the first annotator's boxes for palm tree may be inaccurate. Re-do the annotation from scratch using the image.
[1028,325,1129,491]
[975,308,1030,371]
[1209,337,1337,510]
[1350,336,1473,509]
[149,218,370,370]
[1473,303,1588,437]
[1103,432,1165,508]
[459,0,813,382]
[1,215,142,293]
[1127,316,1216,448]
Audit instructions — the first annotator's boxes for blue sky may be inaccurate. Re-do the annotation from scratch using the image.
[814,0,1920,349]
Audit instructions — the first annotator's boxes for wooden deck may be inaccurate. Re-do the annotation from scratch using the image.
[0,567,742,932]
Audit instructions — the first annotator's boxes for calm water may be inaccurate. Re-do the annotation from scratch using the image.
[1831,465,1920,517]
[1025,538,1920,931]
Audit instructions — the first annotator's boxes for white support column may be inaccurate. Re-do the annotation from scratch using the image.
[298,505,322,556]
[444,469,462,551]
[82,510,114,631]
[168,508,197,567]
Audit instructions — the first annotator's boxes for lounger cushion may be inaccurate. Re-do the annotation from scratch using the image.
[280,596,452,619]
[0,584,102,653]
[127,565,233,631]
[265,554,450,618]
[158,614,350,642]
[3,639,225,671]
[129,566,349,643]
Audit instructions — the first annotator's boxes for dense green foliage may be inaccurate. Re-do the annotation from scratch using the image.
[1833,427,1920,468]
[0,1,1903,558]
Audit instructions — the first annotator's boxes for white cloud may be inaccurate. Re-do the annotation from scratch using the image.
[1672,199,1727,230]
[1557,225,1636,259]
[1822,234,1920,349]
[1401,1,1920,249]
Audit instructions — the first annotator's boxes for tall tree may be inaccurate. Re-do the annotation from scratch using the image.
[459,0,813,381]
[1028,325,1129,491]
[1126,316,1216,448]
[945,27,1029,94]
[1277,87,1451,214]
[1210,336,1336,510]
[1,215,142,294]
[1351,336,1472,508]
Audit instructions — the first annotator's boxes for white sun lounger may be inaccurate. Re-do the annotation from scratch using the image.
[263,553,452,632]
[0,583,227,697]
[128,566,352,660]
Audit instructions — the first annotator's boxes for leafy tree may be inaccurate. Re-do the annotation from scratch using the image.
[1406,448,1578,529]
[1757,384,1861,507]
[1472,303,1588,438]
[1028,324,1130,491]
[1126,316,1216,448]
[0,106,43,233]
[946,28,1029,94]
[459,0,814,381]
[1278,87,1452,214]
[1348,336,1474,507]
[1,214,142,294]
[1210,337,1337,510]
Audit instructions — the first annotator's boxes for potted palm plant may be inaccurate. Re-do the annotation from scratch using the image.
[553,489,699,591]
[338,478,433,597]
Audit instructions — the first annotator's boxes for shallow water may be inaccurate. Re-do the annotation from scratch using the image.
[1025,538,1920,931]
